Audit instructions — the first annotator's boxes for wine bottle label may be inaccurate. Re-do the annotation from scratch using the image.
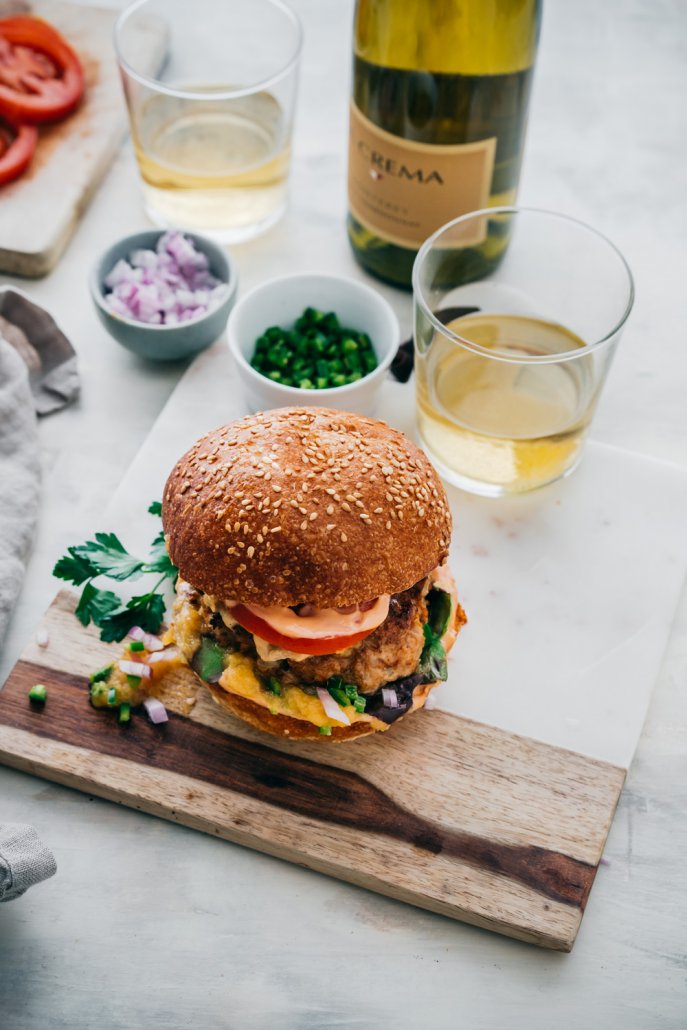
[348,102,496,249]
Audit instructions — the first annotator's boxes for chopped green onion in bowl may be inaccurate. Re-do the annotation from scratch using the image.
[249,307,378,390]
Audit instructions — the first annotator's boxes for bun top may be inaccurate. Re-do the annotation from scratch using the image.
[162,407,452,607]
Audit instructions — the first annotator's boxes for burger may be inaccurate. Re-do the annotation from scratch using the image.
[161,407,466,741]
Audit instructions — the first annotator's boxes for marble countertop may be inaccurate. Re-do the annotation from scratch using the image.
[1,0,686,1027]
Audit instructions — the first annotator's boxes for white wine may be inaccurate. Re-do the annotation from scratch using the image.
[131,90,290,241]
[416,313,595,494]
[347,0,541,288]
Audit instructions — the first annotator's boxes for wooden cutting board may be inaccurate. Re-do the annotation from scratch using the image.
[0,589,625,951]
[0,1,165,277]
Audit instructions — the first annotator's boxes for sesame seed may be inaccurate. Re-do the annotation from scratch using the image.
[257,534,264,544]
[299,506,307,515]
[290,499,299,508]
[243,523,249,534]
[386,520,392,530]
[271,526,282,533]
[374,507,384,514]
[325,488,336,496]
[309,512,318,521]
[326,523,335,531]
[355,500,364,509]
[341,502,351,512]
[327,505,334,515]
[247,546,255,558]
[360,513,371,521]
[233,521,241,532]
[300,520,308,530]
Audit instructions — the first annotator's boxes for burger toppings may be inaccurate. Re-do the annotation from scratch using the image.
[170,573,465,731]
[222,595,391,657]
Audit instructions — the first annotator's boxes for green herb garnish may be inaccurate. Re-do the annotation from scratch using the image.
[427,587,452,637]
[417,623,448,683]
[89,664,113,685]
[266,677,282,696]
[118,702,131,724]
[28,684,47,704]
[129,640,145,652]
[53,503,177,643]
[326,676,366,712]
[107,687,118,706]
[250,307,378,389]
[319,725,332,736]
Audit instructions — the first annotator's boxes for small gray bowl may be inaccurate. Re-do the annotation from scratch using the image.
[90,230,238,361]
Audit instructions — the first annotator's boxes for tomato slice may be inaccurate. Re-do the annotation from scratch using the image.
[0,114,37,185]
[231,604,376,656]
[0,17,84,124]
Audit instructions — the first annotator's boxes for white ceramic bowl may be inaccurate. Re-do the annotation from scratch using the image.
[227,273,400,415]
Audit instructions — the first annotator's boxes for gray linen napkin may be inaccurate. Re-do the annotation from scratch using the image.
[0,824,57,902]
[0,338,40,648]
[0,288,80,415]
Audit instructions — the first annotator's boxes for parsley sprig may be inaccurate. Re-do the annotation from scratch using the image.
[53,501,177,642]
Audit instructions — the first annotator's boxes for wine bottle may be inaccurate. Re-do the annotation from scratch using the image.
[347,0,542,289]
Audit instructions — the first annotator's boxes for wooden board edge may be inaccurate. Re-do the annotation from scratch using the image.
[0,731,582,952]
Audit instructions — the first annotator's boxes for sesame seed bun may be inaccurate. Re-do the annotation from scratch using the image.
[162,408,452,607]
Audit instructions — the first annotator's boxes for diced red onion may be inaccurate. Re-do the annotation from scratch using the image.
[381,687,400,708]
[143,697,168,724]
[147,645,179,664]
[103,231,227,326]
[118,659,152,679]
[316,686,350,726]
[128,626,165,651]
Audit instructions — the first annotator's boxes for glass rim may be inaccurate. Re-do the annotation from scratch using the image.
[114,0,303,102]
[412,206,635,365]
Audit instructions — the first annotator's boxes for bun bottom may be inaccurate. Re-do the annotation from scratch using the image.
[204,677,440,742]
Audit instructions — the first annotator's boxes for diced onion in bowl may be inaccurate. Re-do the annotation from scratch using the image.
[381,687,400,708]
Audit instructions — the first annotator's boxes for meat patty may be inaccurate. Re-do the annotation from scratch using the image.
[258,579,428,694]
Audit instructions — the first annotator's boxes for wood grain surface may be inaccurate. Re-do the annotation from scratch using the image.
[0,591,626,951]
[0,1,165,277]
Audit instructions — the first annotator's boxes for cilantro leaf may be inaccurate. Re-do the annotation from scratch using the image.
[53,548,99,586]
[71,533,145,581]
[145,530,177,578]
[148,501,163,516]
[74,582,121,628]
[98,592,166,643]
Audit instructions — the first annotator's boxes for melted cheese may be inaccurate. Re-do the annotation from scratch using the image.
[217,653,388,731]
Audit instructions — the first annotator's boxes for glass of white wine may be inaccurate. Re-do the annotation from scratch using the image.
[413,208,634,496]
[115,0,302,242]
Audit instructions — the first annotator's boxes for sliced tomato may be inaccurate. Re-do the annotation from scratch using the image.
[231,604,376,656]
[0,115,37,185]
[0,17,84,124]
